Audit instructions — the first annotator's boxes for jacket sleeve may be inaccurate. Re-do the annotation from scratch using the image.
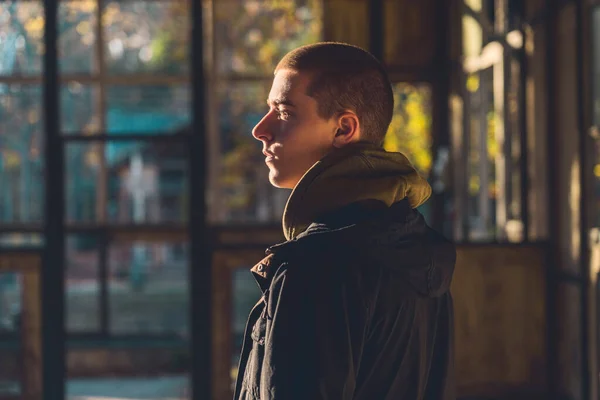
[260,260,370,400]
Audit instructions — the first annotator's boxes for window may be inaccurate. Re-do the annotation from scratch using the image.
[384,83,434,223]
[0,0,194,339]
[385,83,433,178]
[1,0,328,343]
[457,0,527,242]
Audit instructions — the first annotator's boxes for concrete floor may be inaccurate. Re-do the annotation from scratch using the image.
[67,376,189,400]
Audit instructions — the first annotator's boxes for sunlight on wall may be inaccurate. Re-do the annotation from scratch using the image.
[570,157,581,264]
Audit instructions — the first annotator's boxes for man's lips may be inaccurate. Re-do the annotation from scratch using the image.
[263,150,275,161]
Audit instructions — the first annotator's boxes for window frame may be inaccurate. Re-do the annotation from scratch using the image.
[455,0,531,243]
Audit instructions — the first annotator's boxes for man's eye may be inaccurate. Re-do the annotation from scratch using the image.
[277,110,291,120]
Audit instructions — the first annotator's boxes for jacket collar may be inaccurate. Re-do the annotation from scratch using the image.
[250,253,277,293]
[282,142,431,240]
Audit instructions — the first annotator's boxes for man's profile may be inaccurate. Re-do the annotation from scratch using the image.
[234,42,456,400]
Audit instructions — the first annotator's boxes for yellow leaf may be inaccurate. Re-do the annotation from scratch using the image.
[3,151,21,168]
[25,16,45,39]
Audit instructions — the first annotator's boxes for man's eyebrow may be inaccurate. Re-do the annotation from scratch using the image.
[267,98,296,107]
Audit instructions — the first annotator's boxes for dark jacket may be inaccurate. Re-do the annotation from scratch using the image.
[234,143,456,400]
[234,199,456,400]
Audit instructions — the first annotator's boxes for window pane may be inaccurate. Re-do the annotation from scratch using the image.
[62,83,100,135]
[466,68,497,241]
[106,85,190,135]
[66,143,101,223]
[214,0,323,76]
[0,2,44,75]
[0,1,98,76]
[59,1,98,74]
[506,55,524,242]
[67,140,188,224]
[108,240,188,336]
[0,272,22,396]
[67,376,190,399]
[0,84,44,224]
[231,267,261,384]
[0,272,21,334]
[102,0,190,75]
[106,141,188,223]
[66,234,100,332]
[212,82,289,223]
[384,83,433,178]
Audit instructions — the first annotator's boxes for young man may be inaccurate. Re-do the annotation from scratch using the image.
[234,42,456,400]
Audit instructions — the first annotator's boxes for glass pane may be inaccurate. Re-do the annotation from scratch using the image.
[231,267,261,385]
[65,143,101,223]
[102,0,190,75]
[384,83,433,224]
[384,83,433,178]
[0,1,98,76]
[59,1,98,74]
[0,272,22,396]
[506,55,524,242]
[0,2,44,76]
[214,0,323,76]
[106,141,188,223]
[67,376,190,399]
[0,273,21,334]
[106,85,190,135]
[61,83,100,135]
[465,68,497,241]
[0,84,44,224]
[212,81,289,223]
[66,234,100,332]
[108,240,188,336]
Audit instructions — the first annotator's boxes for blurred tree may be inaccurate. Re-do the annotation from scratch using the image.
[384,83,433,178]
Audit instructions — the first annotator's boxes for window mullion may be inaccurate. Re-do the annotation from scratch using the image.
[95,0,109,336]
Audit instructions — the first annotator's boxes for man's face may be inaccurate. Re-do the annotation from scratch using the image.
[252,69,338,189]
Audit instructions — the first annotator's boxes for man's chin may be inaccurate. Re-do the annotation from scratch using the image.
[268,171,295,189]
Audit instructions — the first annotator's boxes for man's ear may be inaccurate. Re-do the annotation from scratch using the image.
[332,111,360,148]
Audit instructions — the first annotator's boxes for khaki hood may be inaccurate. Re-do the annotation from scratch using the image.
[282,142,432,240]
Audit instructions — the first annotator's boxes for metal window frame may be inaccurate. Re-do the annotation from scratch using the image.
[42,0,65,399]
[457,0,531,244]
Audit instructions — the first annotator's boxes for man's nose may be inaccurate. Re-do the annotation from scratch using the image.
[252,112,274,142]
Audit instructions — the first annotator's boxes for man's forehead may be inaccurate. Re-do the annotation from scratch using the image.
[268,69,309,104]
